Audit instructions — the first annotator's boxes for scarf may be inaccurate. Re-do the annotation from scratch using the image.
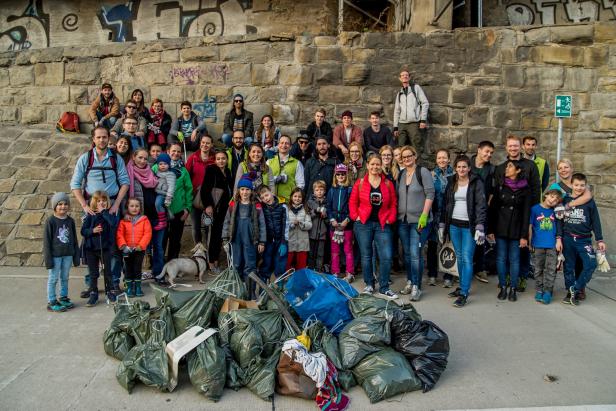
[504,177,528,191]
[170,158,184,178]
[98,92,114,115]
[126,160,158,198]
[291,203,304,215]
[149,107,164,128]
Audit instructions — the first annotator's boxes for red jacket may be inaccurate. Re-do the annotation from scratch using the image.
[186,151,214,192]
[349,173,397,229]
[116,215,152,250]
[332,124,363,151]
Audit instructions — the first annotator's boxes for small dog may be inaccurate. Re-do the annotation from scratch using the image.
[156,243,208,287]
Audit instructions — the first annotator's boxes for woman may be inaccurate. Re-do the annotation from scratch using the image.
[127,89,148,118]
[346,141,366,187]
[146,99,172,150]
[163,143,192,261]
[487,160,531,302]
[186,135,215,245]
[115,135,132,165]
[349,154,398,299]
[201,150,233,274]
[234,143,274,193]
[379,145,399,183]
[397,145,435,301]
[254,114,281,159]
[427,149,454,287]
[439,155,487,307]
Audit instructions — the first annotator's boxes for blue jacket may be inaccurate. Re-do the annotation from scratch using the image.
[557,198,603,241]
[81,210,116,251]
[327,185,352,229]
[261,197,289,244]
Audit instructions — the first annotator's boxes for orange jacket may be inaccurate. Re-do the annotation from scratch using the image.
[116,215,152,250]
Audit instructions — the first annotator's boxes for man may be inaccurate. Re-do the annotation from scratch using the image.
[267,135,305,202]
[110,100,147,140]
[118,116,145,150]
[393,68,429,160]
[226,130,247,178]
[304,136,336,198]
[363,111,394,155]
[332,110,363,161]
[70,126,130,299]
[522,135,550,195]
[169,101,208,153]
[222,94,254,147]
[289,132,314,165]
[88,82,120,129]
[306,108,333,145]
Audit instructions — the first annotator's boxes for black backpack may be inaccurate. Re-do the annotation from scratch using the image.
[83,148,119,199]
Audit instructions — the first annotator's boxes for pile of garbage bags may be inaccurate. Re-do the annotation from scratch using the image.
[103,267,450,404]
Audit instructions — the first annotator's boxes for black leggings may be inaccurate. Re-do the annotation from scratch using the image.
[123,250,145,281]
[166,212,185,260]
[85,249,113,292]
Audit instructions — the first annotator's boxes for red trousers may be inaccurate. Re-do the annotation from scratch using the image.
[286,251,308,271]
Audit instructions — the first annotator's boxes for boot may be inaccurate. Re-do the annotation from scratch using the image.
[125,280,134,297]
[134,280,144,297]
[153,211,167,230]
[508,287,517,302]
[497,287,507,300]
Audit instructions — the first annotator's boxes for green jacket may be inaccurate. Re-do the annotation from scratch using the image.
[152,164,193,214]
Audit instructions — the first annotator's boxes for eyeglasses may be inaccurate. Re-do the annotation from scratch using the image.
[402,154,415,159]
[125,122,137,126]
[234,100,243,103]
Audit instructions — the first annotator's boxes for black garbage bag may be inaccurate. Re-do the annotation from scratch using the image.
[150,283,199,313]
[246,348,281,401]
[103,300,151,359]
[348,294,421,321]
[148,304,176,344]
[230,319,264,369]
[187,332,226,401]
[207,265,247,300]
[339,316,390,369]
[223,344,247,391]
[173,289,223,335]
[390,310,450,392]
[352,348,422,403]
[224,309,283,362]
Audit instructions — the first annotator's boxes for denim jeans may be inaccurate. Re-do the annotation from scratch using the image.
[155,194,166,214]
[449,225,476,296]
[519,246,531,279]
[260,240,287,281]
[563,236,597,292]
[398,221,431,289]
[96,112,117,129]
[151,228,166,277]
[496,237,521,288]
[47,255,72,302]
[354,221,393,292]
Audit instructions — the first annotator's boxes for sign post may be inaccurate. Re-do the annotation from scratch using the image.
[554,95,572,182]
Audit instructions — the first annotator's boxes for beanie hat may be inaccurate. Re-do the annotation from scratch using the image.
[237,174,254,190]
[334,163,348,174]
[51,192,70,210]
[157,153,171,166]
[341,110,353,119]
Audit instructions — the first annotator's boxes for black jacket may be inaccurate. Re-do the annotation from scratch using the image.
[290,142,314,165]
[201,163,233,217]
[223,109,254,137]
[306,121,333,145]
[262,197,288,243]
[304,155,336,198]
[470,155,495,200]
[440,174,487,237]
[488,180,532,240]
[494,158,540,205]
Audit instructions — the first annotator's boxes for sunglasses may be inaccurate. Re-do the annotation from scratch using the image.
[234,100,243,103]
[335,173,346,176]
[126,106,136,109]
[299,140,308,145]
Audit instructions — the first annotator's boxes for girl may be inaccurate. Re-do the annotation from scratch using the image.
[128,89,148,118]
[439,156,487,307]
[327,164,354,281]
[345,141,366,187]
[116,198,152,297]
[81,191,116,306]
[222,175,266,298]
[286,187,312,271]
[146,99,172,150]
[234,143,274,193]
[186,134,215,245]
[254,114,281,159]
[488,160,532,302]
[307,180,329,272]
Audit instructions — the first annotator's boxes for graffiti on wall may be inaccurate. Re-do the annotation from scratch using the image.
[0,0,49,50]
[98,0,140,42]
[169,65,201,85]
[506,0,616,25]
[192,92,218,122]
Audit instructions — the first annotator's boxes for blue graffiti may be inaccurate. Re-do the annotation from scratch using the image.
[98,0,140,42]
[193,93,218,123]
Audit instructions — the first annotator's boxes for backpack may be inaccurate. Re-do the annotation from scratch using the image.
[56,112,80,133]
[398,83,429,125]
[83,148,119,199]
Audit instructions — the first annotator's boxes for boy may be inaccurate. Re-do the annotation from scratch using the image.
[529,189,562,304]
[43,192,80,312]
[307,180,328,271]
[556,173,606,306]
[257,185,289,280]
[153,153,176,230]
[88,82,120,129]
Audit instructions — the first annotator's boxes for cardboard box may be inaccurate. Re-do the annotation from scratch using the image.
[220,297,259,313]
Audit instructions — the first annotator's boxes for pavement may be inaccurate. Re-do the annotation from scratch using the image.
[1,266,616,411]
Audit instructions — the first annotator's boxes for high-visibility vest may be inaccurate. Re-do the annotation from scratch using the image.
[268,155,299,201]
[534,156,546,195]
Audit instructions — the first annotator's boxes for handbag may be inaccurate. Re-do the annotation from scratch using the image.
[192,186,203,210]
[438,241,459,277]
[211,188,224,209]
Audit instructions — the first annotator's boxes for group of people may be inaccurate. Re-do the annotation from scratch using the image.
[42,70,606,312]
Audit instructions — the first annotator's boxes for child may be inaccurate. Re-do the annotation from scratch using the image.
[148,144,162,166]
[286,188,312,271]
[556,173,607,306]
[529,189,562,305]
[222,175,266,298]
[153,153,176,230]
[307,180,329,271]
[81,190,116,306]
[327,164,354,281]
[116,198,152,298]
[43,192,80,312]
[257,185,289,280]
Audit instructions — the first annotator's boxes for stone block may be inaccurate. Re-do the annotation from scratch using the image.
[100,56,133,84]
[342,64,370,86]
[361,33,395,49]
[251,64,279,86]
[26,254,43,266]
[15,225,43,240]
[430,127,468,152]
[315,64,342,84]
[367,63,400,86]
[360,86,397,104]
[15,166,51,180]
[259,87,286,103]
[19,211,44,225]
[525,66,564,89]
[244,43,269,64]
[0,68,8,87]
[0,211,20,223]
[451,109,464,125]
[150,86,183,105]
[273,104,298,124]
[584,46,608,68]
[429,106,449,125]
[532,46,584,66]
[395,32,426,48]
[0,167,16,179]
[565,68,597,91]
[598,76,616,92]
[522,115,551,129]
[287,86,317,102]
[26,86,69,105]
[65,60,100,85]
[451,88,475,105]
[426,32,453,48]
[23,195,47,209]
[584,154,616,173]
[314,36,337,46]
[550,117,578,129]
[132,52,161,65]
[550,25,594,45]
[39,181,70,195]
[268,42,295,62]
[13,181,38,195]
[220,63,250,86]
[9,66,33,86]
[69,86,89,104]
[0,179,15,193]
[180,46,219,62]
[318,86,359,104]
[294,46,315,64]
[21,107,45,124]
[409,48,439,65]
[2,196,23,210]
[376,48,409,64]
[0,107,18,122]
[133,63,173,86]
[422,86,449,105]
[503,65,525,88]
[479,89,507,105]
[279,65,313,86]
[161,50,179,63]
[510,91,541,108]
[598,116,616,130]
[492,108,521,128]
[524,27,551,45]
[5,239,41,254]
[34,63,64,86]
[466,107,489,126]
[468,127,502,144]
[317,47,343,62]
[352,49,377,63]
[590,93,616,109]
[0,223,14,239]
[468,76,501,86]
[454,30,488,49]
[595,22,616,43]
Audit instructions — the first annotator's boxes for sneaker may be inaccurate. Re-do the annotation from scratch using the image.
[443,279,453,288]
[58,297,75,309]
[453,295,468,308]
[508,288,517,302]
[542,291,552,305]
[86,291,98,307]
[344,273,355,283]
[569,286,579,306]
[141,271,154,280]
[561,291,572,305]
[497,287,507,300]
[578,288,586,300]
[80,288,91,299]
[362,285,374,294]
[534,291,543,302]
[106,291,117,304]
[210,266,222,276]
[448,287,462,298]
[474,271,489,283]
[410,285,422,301]
[378,289,399,299]
[400,280,413,295]
[516,278,527,292]
[428,277,437,286]
[47,300,67,312]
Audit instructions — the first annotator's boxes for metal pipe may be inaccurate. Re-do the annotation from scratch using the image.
[478,0,483,27]
[339,0,344,34]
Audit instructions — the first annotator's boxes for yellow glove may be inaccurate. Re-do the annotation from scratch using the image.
[296,332,311,350]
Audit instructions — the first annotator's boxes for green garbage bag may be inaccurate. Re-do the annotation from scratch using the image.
[245,348,281,401]
[225,309,283,361]
[150,283,199,313]
[306,322,356,391]
[187,332,226,401]
[352,348,422,403]
[230,320,263,369]
[348,294,421,321]
[103,300,151,359]
[173,289,223,335]
[148,304,176,344]
[223,344,247,391]
[207,265,247,300]
[339,316,390,369]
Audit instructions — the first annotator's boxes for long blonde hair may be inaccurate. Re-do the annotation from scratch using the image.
[89,190,111,212]
[379,145,399,181]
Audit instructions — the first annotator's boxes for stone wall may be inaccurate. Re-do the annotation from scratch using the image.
[1,22,616,266]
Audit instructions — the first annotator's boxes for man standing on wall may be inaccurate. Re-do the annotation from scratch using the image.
[393,68,429,161]
[522,136,550,195]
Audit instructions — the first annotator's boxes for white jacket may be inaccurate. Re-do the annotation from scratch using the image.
[393,84,429,128]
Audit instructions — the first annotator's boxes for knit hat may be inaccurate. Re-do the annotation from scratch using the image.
[237,174,253,190]
[334,163,348,174]
[157,153,171,166]
[51,192,70,210]
[340,110,353,119]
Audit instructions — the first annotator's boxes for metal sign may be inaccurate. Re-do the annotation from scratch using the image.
[555,95,572,118]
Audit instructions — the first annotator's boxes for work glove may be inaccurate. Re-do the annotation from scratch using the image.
[278,243,288,257]
[438,224,445,244]
[177,131,184,142]
[278,173,288,184]
[474,230,485,245]
[121,245,131,254]
[597,251,611,273]
[556,253,565,271]
[554,205,566,220]
[417,213,428,230]
[222,239,230,252]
